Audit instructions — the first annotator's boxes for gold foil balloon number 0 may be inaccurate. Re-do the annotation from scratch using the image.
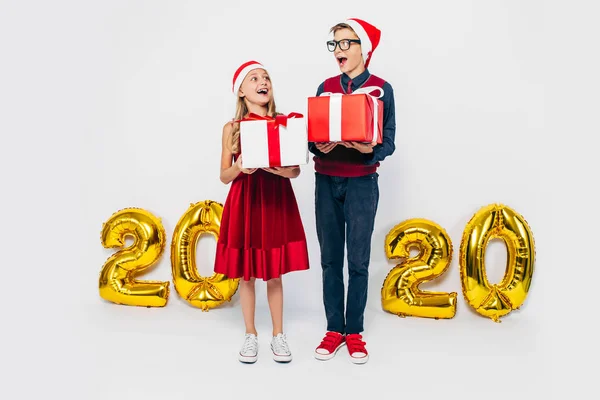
[99,201,239,310]
[170,201,240,311]
[382,204,535,322]
[459,204,535,321]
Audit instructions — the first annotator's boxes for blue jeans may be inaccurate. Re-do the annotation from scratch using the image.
[315,172,379,334]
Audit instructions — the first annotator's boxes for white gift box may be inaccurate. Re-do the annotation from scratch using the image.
[239,113,308,169]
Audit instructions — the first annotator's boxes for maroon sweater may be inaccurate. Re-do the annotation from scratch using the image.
[310,71,394,177]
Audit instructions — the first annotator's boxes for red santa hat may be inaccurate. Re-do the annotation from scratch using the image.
[232,60,266,95]
[344,18,381,68]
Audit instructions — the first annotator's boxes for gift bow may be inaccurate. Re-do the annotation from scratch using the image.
[319,86,384,145]
[241,112,304,127]
[320,86,384,99]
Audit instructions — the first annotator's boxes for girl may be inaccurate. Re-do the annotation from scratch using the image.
[214,60,310,364]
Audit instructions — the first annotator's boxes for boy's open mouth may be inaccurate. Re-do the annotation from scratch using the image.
[337,56,347,67]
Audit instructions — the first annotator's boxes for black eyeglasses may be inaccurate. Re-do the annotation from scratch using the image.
[327,39,361,52]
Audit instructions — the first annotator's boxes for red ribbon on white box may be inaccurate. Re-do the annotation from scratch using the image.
[319,86,384,145]
[240,112,303,125]
[238,112,304,167]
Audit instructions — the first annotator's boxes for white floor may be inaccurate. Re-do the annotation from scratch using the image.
[5,279,557,400]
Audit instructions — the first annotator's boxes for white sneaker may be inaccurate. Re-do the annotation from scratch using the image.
[270,333,292,363]
[238,333,258,363]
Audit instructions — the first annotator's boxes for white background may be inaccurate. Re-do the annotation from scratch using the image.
[1,1,597,399]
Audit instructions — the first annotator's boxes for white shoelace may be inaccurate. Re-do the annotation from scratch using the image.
[271,333,290,355]
[241,334,258,355]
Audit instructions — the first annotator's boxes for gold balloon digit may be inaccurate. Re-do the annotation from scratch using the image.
[382,218,457,319]
[99,208,170,307]
[459,204,535,322]
[171,200,239,311]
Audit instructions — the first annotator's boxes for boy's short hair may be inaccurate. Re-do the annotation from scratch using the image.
[330,23,355,35]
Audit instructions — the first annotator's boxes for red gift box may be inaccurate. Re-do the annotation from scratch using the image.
[307,86,384,144]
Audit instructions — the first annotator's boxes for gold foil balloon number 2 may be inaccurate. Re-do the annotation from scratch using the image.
[382,204,535,322]
[99,201,239,310]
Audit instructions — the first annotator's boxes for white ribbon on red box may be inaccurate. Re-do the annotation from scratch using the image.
[319,86,384,145]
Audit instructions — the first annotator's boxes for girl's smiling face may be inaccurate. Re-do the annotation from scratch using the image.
[238,68,272,106]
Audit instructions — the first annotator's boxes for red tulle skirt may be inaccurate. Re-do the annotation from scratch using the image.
[214,168,310,281]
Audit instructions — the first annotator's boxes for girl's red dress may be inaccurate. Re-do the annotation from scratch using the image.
[214,157,310,281]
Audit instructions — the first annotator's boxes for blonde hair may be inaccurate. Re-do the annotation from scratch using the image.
[229,87,277,154]
[330,23,356,35]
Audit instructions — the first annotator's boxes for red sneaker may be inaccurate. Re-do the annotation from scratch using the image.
[346,334,369,364]
[314,331,345,361]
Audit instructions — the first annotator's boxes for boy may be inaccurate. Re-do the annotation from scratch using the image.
[310,18,396,364]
